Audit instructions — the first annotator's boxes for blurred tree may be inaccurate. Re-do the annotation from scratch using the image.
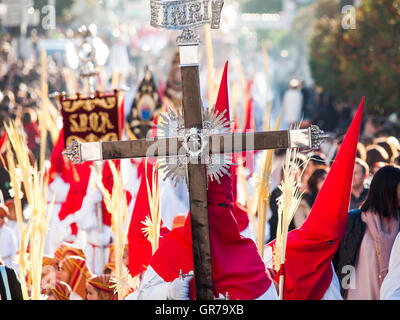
[239,0,282,13]
[309,16,344,99]
[310,0,400,115]
[253,0,339,88]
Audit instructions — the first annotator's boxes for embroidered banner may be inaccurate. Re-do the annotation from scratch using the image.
[59,91,121,147]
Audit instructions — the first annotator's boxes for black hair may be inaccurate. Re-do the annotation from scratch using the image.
[22,111,31,125]
[355,158,369,176]
[360,166,400,219]
[365,145,389,170]
[309,153,326,166]
[307,168,328,196]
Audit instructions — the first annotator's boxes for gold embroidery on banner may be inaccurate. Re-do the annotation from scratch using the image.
[69,112,115,134]
[62,97,117,113]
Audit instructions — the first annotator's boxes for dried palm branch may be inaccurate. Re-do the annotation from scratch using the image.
[143,159,162,255]
[28,165,53,300]
[4,122,34,205]
[4,121,53,300]
[272,142,305,300]
[255,107,284,258]
[94,160,137,299]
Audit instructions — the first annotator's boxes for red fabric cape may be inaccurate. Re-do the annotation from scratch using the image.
[149,170,272,299]
[127,159,170,277]
[266,98,364,300]
[149,61,271,300]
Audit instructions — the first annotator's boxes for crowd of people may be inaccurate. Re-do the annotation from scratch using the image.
[0,28,400,301]
[0,243,123,300]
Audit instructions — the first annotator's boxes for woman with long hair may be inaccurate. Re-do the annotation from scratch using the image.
[334,165,400,299]
[294,167,329,228]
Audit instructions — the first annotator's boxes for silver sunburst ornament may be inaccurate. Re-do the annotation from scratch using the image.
[155,106,234,185]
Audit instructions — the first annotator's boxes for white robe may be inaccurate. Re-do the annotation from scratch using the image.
[159,177,190,230]
[282,88,303,129]
[134,265,278,300]
[120,159,141,220]
[158,175,255,239]
[70,160,138,275]
[0,224,18,270]
[108,43,130,77]
[44,176,71,256]
[380,232,400,300]
[73,188,113,275]
[6,220,20,249]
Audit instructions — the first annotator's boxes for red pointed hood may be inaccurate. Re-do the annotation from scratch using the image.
[267,98,365,300]
[57,160,92,236]
[215,61,249,231]
[149,61,271,299]
[244,96,254,132]
[241,79,255,173]
[127,158,170,278]
[127,114,169,278]
[47,129,71,184]
[214,61,230,122]
[48,128,93,236]
[100,160,132,227]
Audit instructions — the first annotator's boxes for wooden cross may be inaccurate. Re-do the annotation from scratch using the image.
[63,0,328,300]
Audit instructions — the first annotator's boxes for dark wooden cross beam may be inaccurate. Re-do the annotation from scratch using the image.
[63,0,328,300]
[66,129,320,161]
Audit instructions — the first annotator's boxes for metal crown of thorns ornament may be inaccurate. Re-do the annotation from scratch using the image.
[155,106,234,185]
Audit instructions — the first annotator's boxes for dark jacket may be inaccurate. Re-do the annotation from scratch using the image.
[349,187,368,211]
[0,265,24,300]
[332,209,365,297]
[268,187,296,242]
